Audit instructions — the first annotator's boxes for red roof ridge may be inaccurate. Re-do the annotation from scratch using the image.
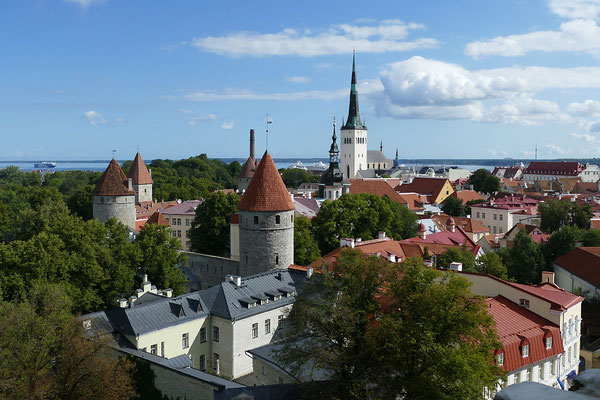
[239,151,295,212]
[127,152,153,185]
[94,159,136,196]
[145,211,169,226]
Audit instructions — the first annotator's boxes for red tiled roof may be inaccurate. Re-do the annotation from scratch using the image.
[397,193,425,211]
[400,226,480,255]
[349,179,409,205]
[524,161,584,176]
[470,194,540,212]
[93,159,136,196]
[554,247,600,288]
[127,152,153,185]
[238,156,256,179]
[432,215,490,234]
[395,177,450,203]
[449,190,485,204]
[487,296,563,372]
[239,151,295,212]
[135,200,178,220]
[162,200,204,216]
[146,211,170,226]
[506,281,583,311]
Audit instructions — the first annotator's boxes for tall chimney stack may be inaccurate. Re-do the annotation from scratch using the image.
[250,129,255,160]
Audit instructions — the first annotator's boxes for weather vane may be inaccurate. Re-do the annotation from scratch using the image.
[112,149,116,159]
[266,114,272,150]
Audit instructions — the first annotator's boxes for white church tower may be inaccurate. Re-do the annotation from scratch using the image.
[340,52,367,180]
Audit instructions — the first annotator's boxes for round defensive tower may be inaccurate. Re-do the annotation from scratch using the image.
[238,150,295,276]
[92,158,137,231]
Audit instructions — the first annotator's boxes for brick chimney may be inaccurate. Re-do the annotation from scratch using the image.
[250,129,255,160]
[541,271,555,284]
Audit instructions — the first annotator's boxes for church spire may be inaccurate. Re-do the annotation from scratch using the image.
[380,141,383,152]
[329,117,339,164]
[342,51,366,130]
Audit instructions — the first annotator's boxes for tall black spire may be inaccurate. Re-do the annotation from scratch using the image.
[329,118,339,163]
[342,52,366,130]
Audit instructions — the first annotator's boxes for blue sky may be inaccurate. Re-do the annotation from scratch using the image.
[3,0,600,160]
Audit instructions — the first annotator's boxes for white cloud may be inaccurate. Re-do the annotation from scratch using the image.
[520,149,535,157]
[189,20,438,57]
[286,76,311,83]
[567,100,600,118]
[84,110,106,125]
[221,120,234,130]
[64,0,104,9]
[114,117,125,123]
[488,149,497,156]
[188,114,217,126]
[571,132,597,143]
[545,143,567,155]
[465,1,600,59]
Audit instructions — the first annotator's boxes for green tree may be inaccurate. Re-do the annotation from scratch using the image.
[0,283,137,400]
[475,252,508,279]
[436,245,476,272]
[481,175,500,194]
[468,169,493,192]
[294,215,321,266]
[583,229,600,246]
[312,193,417,255]
[539,199,571,232]
[277,250,503,400]
[570,202,593,230]
[500,229,545,284]
[190,192,240,256]
[441,196,466,217]
[542,225,583,266]
[279,168,320,188]
[67,184,95,220]
[135,224,188,296]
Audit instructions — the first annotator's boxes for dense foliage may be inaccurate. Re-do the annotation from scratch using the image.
[277,249,503,400]
[468,169,499,193]
[294,215,321,266]
[279,168,320,188]
[189,192,240,257]
[498,229,545,284]
[436,245,476,271]
[0,283,136,400]
[441,196,466,217]
[312,193,418,255]
[539,198,592,233]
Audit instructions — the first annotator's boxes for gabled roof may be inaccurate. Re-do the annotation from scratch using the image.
[127,152,153,185]
[554,247,600,288]
[239,151,295,212]
[432,215,490,234]
[524,161,584,176]
[488,295,563,372]
[400,226,479,255]
[135,201,178,220]
[505,281,583,311]
[238,156,256,179]
[146,212,169,226]
[93,159,136,196]
[395,177,450,203]
[349,178,409,205]
[448,190,485,204]
[161,200,204,216]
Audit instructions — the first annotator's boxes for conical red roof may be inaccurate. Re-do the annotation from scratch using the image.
[146,211,169,226]
[93,159,136,196]
[238,156,256,178]
[127,152,153,185]
[239,151,294,212]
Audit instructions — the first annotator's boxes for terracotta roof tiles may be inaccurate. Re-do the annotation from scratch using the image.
[349,178,409,206]
[554,247,600,288]
[93,159,136,196]
[238,151,295,212]
[145,212,170,226]
[238,156,257,179]
[127,152,153,185]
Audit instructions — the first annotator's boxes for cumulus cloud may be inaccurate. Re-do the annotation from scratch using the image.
[571,132,597,143]
[286,76,311,83]
[188,114,217,126]
[545,143,567,155]
[84,110,106,125]
[189,20,438,57]
[465,0,600,58]
[567,100,600,118]
[64,0,105,8]
[221,120,234,130]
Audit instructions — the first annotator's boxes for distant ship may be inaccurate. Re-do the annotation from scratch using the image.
[34,161,56,168]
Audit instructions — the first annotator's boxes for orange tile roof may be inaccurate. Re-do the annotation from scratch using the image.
[238,151,295,212]
[487,295,563,372]
[395,177,450,203]
[127,152,153,185]
[238,156,256,178]
[397,193,425,211]
[349,179,409,205]
[554,247,600,288]
[93,159,136,196]
[449,190,484,204]
[146,211,170,226]
[432,215,490,234]
[135,200,178,220]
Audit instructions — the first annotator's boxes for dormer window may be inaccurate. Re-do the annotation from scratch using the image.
[522,344,529,358]
[519,299,530,308]
[497,352,504,366]
[546,337,552,350]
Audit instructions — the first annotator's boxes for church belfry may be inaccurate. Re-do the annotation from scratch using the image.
[340,52,367,179]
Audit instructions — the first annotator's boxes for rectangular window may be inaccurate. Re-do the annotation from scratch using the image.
[522,344,529,358]
[514,373,520,384]
[252,323,258,339]
[177,218,182,225]
[275,254,279,265]
[261,365,266,375]
[526,368,531,381]
[199,354,206,371]
[186,230,190,238]
[182,333,189,349]
[161,341,164,357]
[200,327,206,343]
[540,363,545,380]
[482,212,486,218]
[278,314,284,329]
[214,353,219,369]
[546,337,552,349]
[177,230,182,238]
[186,218,190,226]
[254,216,259,224]
[497,353,504,366]
[550,360,555,375]
[494,214,497,220]
[275,215,280,224]
[476,212,480,218]
[213,326,220,342]
[265,319,271,334]
[499,214,503,221]
[519,299,530,308]
[150,344,157,355]
[493,226,497,234]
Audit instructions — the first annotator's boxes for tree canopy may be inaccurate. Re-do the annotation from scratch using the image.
[441,196,466,217]
[436,245,476,272]
[475,252,508,279]
[189,191,240,257]
[498,229,545,284]
[312,193,417,255]
[294,215,321,266]
[277,249,503,400]
[468,169,494,192]
[539,198,592,233]
[279,168,320,188]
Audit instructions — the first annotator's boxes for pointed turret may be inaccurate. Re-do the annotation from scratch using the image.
[342,52,366,130]
[94,159,136,196]
[93,159,136,230]
[127,152,153,203]
[380,141,383,152]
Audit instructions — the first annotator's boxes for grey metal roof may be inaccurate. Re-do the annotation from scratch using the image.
[367,150,391,164]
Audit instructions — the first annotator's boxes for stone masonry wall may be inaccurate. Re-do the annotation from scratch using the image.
[238,210,294,277]
[92,194,136,230]
[133,183,152,203]
[186,252,240,290]
[150,363,219,400]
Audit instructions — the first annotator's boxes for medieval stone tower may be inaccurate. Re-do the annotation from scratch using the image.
[92,159,136,230]
[238,150,295,276]
[340,52,367,180]
[238,129,258,193]
[127,152,153,204]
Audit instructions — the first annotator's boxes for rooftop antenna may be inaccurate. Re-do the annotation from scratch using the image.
[535,142,538,160]
[112,149,116,160]
[266,114,272,151]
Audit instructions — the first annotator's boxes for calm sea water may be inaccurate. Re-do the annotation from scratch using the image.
[0,159,500,173]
